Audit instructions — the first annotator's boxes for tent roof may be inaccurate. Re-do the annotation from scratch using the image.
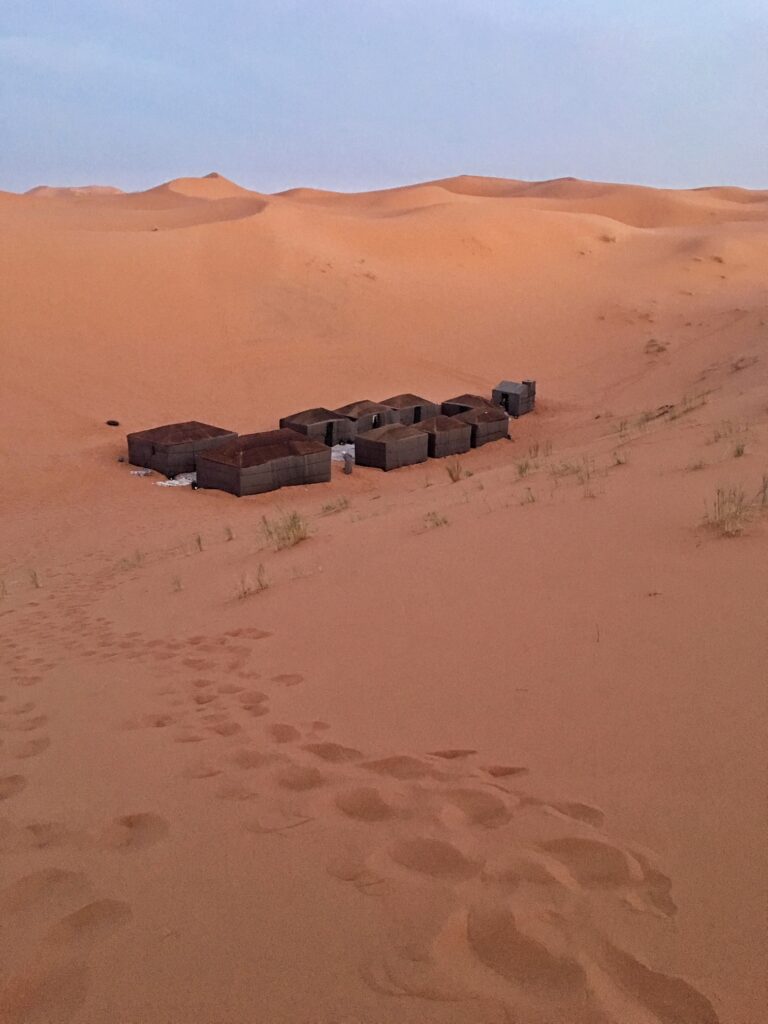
[282,407,351,425]
[335,400,393,419]
[456,406,508,424]
[356,423,424,443]
[199,429,327,468]
[380,393,434,409]
[416,415,471,434]
[127,421,235,445]
[443,393,496,409]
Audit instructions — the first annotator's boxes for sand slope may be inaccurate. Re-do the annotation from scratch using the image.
[0,174,766,1024]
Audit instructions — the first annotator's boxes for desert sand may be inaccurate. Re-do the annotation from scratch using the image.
[0,171,765,1024]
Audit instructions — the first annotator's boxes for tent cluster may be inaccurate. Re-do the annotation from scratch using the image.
[126,380,535,497]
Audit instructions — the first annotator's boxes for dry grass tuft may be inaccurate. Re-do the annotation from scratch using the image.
[236,564,269,598]
[262,511,309,550]
[320,497,350,515]
[424,511,448,529]
[445,457,462,483]
[703,487,750,536]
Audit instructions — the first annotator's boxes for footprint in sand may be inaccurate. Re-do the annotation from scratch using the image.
[598,938,720,1024]
[466,903,588,1000]
[271,673,303,687]
[390,838,481,880]
[231,748,272,771]
[182,760,222,780]
[275,764,325,791]
[207,720,242,738]
[0,774,27,801]
[429,749,478,761]
[537,837,644,886]
[2,714,48,734]
[44,899,132,949]
[11,736,50,759]
[439,787,514,829]
[267,724,301,744]
[0,869,92,915]
[546,801,606,829]
[482,764,529,778]
[216,780,258,802]
[98,813,169,851]
[0,957,89,1024]
[363,755,441,781]
[301,741,362,764]
[121,713,176,731]
[335,787,396,822]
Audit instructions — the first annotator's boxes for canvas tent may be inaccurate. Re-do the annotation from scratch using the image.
[414,415,472,458]
[196,429,330,496]
[492,380,536,417]
[354,423,429,471]
[440,393,498,417]
[333,400,397,435]
[127,421,237,477]
[279,407,355,446]
[455,406,509,447]
[380,393,440,426]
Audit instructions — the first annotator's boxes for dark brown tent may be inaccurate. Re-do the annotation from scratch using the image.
[492,380,536,417]
[333,400,397,435]
[440,393,498,417]
[354,423,429,471]
[414,414,472,458]
[196,429,330,496]
[380,393,440,426]
[279,407,355,446]
[455,406,509,447]
[127,421,238,477]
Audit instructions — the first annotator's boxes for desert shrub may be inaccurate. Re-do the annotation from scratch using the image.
[236,564,269,598]
[445,458,464,483]
[262,511,309,550]
[424,511,448,529]
[703,487,750,536]
[320,497,349,515]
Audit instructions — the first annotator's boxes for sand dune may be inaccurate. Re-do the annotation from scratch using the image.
[0,171,766,1024]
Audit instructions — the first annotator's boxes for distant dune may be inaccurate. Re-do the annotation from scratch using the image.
[0,171,765,1024]
[25,184,124,197]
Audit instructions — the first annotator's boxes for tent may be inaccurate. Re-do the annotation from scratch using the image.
[127,421,237,477]
[196,429,331,496]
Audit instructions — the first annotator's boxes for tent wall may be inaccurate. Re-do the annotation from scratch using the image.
[418,424,472,458]
[128,432,237,476]
[355,433,428,471]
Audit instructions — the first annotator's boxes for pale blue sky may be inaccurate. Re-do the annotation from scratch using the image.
[1,0,766,193]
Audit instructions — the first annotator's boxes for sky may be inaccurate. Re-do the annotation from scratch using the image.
[1,0,766,193]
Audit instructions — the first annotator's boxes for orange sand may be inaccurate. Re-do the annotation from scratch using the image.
[0,173,766,1024]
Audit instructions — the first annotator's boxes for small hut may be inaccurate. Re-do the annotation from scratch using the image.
[380,393,440,426]
[455,406,509,447]
[354,423,429,471]
[333,400,397,435]
[127,421,237,477]
[196,429,330,497]
[492,380,536,417]
[440,393,498,417]
[279,407,355,446]
[415,415,472,458]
